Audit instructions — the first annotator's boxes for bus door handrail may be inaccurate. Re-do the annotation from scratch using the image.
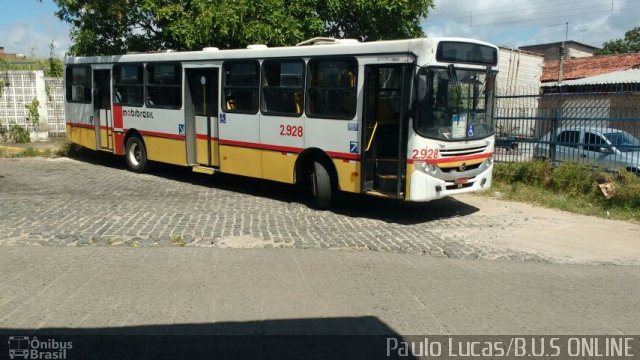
[365,121,379,152]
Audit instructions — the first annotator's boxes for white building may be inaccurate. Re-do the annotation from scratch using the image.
[495,47,544,137]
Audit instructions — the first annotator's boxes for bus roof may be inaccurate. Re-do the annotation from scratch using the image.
[65,37,499,66]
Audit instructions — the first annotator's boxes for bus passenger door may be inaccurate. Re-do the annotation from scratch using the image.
[93,69,113,151]
[361,65,411,197]
[185,68,220,167]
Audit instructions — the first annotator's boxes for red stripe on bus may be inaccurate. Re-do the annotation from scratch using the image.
[113,105,123,129]
[196,134,219,141]
[66,122,94,129]
[114,133,125,155]
[138,130,185,140]
[407,152,494,165]
[219,139,302,154]
[219,139,361,160]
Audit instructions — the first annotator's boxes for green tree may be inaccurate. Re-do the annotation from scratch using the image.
[47,42,64,78]
[318,0,433,41]
[596,27,640,55]
[40,0,434,56]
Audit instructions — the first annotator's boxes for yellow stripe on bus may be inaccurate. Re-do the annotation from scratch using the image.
[195,138,220,167]
[405,163,414,200]
[332,159,360,193]
[66,125,97,150]
[219,145,263,179]
[142,135,187,166]
[262,150,296,184]
[436,157,486,169]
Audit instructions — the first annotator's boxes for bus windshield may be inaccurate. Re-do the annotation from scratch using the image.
[415,66,496,141]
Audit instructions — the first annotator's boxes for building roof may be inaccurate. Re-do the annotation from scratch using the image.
[543,68,640,86]
[541,53,640,82]
[520,40,599,51]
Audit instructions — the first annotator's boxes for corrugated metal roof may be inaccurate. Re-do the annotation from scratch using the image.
[544,68,640,86]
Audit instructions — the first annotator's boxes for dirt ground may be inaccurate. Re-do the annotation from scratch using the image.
[456,193,640,265]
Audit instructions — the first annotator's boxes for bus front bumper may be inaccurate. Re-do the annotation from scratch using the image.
[408,163,493,202]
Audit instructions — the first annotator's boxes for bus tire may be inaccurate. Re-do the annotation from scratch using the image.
[125,136,148,173]
[311,160,334,209]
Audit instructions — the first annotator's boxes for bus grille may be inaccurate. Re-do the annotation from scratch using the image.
[439,145,487,157]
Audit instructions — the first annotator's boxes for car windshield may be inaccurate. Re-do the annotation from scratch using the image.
[604,132,640,152]
[415,66,496,141]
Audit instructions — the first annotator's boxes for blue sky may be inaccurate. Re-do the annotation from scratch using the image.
[0,0,70,57]
[0,0,637,58]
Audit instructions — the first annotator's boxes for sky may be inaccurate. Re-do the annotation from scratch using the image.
[0,0,638,58]
[422,0,639,48]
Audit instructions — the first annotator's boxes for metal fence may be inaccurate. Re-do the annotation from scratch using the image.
[494,84,640,173]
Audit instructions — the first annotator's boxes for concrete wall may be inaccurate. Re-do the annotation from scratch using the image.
[0,70,64,136]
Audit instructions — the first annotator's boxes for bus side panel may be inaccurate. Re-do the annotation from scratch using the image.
[332,159,361,193]
[65,101,96,150]
[134,108,187,166]
[261,150,295,184]
[195,137,220,167]
[219,145,262,179]
[66,124,97,150]
[142,135,187,166]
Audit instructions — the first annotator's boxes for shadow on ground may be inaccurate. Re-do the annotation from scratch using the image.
[0,317,415,360]
[68,150,479,225]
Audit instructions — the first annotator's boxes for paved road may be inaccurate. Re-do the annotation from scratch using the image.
[1,156,640,264]
[0,156,539,261]
[1,247,639,335]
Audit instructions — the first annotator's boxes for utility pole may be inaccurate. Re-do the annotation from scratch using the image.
[549,22,569,84]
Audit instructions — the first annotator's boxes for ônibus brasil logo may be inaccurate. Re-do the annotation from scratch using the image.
[8,336,73,360]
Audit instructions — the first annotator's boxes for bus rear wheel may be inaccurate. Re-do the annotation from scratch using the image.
[311,160,334,209]
[125,136,148,173]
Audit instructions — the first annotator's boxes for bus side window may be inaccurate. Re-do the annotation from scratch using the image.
[114,64,144,107]
[307,57,358,120]
[146,63,182,109]
[261,59,304,117]
[65,65,92,104]
[223,61,259,114]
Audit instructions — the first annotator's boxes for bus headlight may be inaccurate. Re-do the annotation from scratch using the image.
[418,162,438,175]
[485,156,494,167]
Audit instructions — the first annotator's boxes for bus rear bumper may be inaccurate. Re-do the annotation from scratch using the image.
[408,164,493,202]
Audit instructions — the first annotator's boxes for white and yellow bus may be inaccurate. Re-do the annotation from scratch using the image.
[65,37,498,208]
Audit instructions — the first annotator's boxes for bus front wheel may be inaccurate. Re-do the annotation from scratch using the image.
[311,160,334,209]
[125,136,148,173]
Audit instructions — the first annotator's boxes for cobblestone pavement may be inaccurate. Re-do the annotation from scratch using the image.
[0,155,589,263]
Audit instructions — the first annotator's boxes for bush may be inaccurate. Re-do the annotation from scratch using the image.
[493,161,640,215]
[9,123,30,143]
[611,169,640,208]
[0,125,7,142]
[550,162,601,196]
[493,160,552,187]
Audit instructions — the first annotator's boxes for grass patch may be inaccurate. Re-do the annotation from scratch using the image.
[169,234,187,247]
[0,146,56,158]
[0,141,82,158]
[486,161,640,222]
[55,142,85,157]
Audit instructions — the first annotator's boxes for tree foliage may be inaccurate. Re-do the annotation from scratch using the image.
[40,0,434,56]
[47,42,64,77]
[596,27,640,55]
